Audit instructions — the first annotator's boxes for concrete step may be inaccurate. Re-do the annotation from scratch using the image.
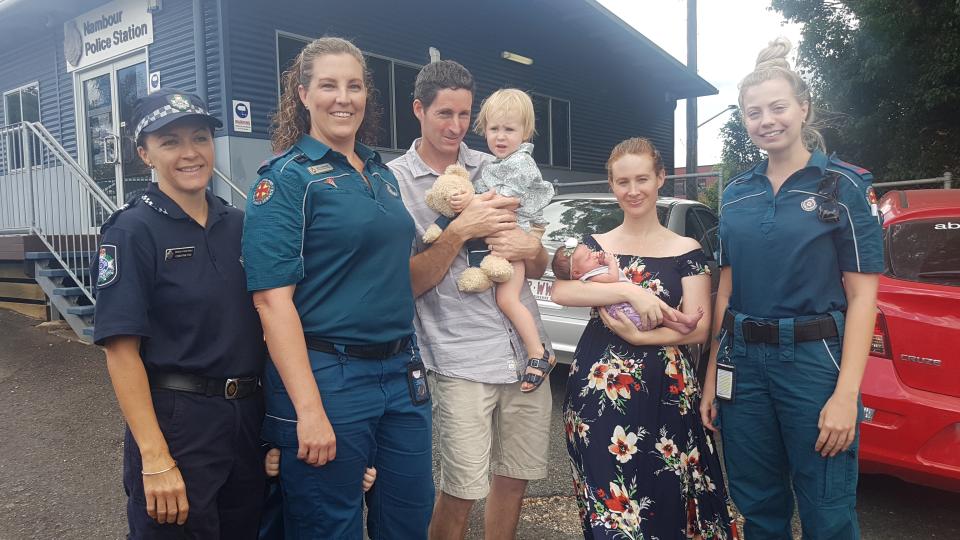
[66,305,95,316]
[52,287,85,297]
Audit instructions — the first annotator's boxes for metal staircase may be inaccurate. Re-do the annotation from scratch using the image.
[0,121,247,342]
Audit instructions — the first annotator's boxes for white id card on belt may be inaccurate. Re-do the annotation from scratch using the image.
[716,363,735,401]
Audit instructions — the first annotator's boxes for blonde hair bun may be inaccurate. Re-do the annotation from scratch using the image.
[755,37,792,71]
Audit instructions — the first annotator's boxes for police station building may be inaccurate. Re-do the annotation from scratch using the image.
[0,0,714,335]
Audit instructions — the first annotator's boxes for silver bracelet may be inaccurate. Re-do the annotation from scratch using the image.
[142,461,177,476]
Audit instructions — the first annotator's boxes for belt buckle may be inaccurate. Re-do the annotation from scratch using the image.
[224,378,240,399]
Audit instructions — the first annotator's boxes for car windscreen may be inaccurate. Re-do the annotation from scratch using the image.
[541,200,668,245]
[887,218,960,286]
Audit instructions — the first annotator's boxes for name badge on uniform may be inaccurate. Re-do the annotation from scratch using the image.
[164,246,195,260]
[716,363,736,401]
[307,163,333,175]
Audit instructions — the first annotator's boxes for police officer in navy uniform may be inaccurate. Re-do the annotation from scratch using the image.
[700,39,882,540]
[242,37,433,538]
[93,88,266,538]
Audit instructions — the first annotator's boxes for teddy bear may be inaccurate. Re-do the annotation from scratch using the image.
[422,164,514,293]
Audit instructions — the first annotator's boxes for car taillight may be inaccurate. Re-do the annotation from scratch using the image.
[871,309,891,359]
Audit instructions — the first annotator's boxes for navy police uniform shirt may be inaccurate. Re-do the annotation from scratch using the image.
[92,183,266,377]
[717,149,883,318]
[242,135,416,345]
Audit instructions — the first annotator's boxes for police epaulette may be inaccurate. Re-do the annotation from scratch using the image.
[99,197,138,232]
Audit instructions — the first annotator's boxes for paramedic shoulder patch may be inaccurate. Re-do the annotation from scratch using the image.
[252,178,275,205]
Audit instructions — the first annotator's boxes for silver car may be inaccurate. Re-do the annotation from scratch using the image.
[527,193,720,376]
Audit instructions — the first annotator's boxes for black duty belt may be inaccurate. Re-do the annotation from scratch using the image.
[305,336,410,360]
[722,311,839,344]
[149,372,260,400]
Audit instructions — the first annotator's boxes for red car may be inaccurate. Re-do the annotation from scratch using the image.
[859,188,960,492]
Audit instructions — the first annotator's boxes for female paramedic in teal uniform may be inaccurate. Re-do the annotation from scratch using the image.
[241,36,432,539]
[93,88,267,538]
[699,38,882,540]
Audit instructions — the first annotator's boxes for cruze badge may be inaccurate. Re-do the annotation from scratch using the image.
[801,197,818,212]
[900,354,942,367]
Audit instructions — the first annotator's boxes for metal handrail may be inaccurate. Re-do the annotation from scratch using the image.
[213,167,247,201]
[26,122,117,211]
[0,122,118,304]
[874,172,952,190]
[553,171,720,188]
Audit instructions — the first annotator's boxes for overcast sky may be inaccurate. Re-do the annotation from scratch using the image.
[597,0,803,168]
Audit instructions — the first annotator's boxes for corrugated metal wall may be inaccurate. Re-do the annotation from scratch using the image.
[149,0,201,96]
[223,0,678,174]
[0,0,222,160]
[203,0,223,123]
[0,30,74,156]
[0,0,681,175]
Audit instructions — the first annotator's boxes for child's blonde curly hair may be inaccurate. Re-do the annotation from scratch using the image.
[473,88,537,141]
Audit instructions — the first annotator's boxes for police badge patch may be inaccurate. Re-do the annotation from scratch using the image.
[97,245,119,288]
[169,94,191,111]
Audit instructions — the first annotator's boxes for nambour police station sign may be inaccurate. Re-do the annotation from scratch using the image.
[64,0,154,72]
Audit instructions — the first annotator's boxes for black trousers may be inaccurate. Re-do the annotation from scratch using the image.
[123,389,265,539]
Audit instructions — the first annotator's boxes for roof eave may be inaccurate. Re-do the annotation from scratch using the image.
[583,0,718,99]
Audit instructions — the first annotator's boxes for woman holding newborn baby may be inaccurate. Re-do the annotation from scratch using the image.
[551,137,735,539]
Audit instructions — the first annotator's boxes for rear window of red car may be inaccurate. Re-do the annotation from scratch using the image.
[887,218,960,286]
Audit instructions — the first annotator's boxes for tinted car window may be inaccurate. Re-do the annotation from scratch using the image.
[542,200,668,244]
[693,208,719,257]
[684,208,706,246]
[887,218,960,286]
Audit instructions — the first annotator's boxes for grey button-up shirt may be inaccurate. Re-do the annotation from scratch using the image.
[389,139,553,384]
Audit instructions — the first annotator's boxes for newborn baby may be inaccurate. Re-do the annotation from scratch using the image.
[555,241,703,333]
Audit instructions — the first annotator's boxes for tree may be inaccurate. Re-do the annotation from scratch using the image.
[698,180,719,212]
[719,108,764,183]
[771,0,960,181]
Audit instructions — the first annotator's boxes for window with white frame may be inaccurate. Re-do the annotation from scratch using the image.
[3,83,41,170]
[276,34,420,150]
[530,93,571,169]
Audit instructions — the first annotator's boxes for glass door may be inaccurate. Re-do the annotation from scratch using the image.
[116,62,150,201]
[78,55,148,205]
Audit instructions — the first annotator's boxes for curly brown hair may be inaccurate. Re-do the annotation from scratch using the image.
[271,36,382,153]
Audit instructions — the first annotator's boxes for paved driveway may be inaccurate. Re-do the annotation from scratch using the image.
[1,309,958,539]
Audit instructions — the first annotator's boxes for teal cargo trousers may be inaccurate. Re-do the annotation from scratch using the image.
[717,310,860,540]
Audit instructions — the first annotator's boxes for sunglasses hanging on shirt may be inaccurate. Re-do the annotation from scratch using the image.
[817,172,841,223]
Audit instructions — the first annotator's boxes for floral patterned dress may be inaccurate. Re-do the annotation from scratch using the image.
[564,235,734,540]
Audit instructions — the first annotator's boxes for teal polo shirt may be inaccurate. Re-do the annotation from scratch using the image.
[242,135,416,344]
[718,149,883,318]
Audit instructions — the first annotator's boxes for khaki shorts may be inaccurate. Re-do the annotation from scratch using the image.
[430,371,552,500]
